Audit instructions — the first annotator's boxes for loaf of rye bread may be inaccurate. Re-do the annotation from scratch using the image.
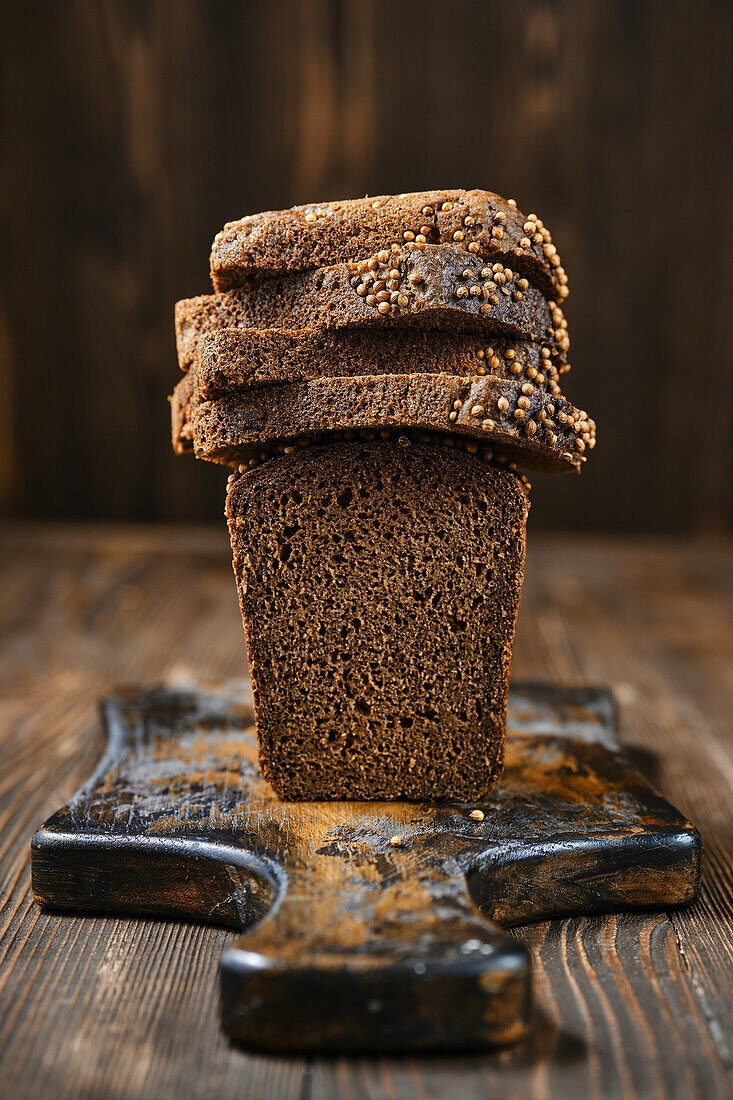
[170,372,595,473]
[226,439,528,800]
[185,327,569,400]
[176,245,570,369]
[211,189,568,302]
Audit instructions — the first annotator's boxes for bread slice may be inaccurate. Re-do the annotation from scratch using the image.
[210,189,568,302]
[170,372,595,473]
[176,245,570,369]
[187,327,569,401]
[226,440,527,801]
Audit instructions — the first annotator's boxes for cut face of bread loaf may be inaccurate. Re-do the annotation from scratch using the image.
[177,245,570,369]
[226,440,527,801]
[185,327,570,400]
[210,188,568,302]
[171,372,595,473]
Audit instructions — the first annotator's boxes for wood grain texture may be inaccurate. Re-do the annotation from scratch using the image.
[1,1,732,532]
[0,525,731,1096]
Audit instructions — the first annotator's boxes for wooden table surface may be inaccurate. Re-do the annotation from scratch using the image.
[1,524,731,1099]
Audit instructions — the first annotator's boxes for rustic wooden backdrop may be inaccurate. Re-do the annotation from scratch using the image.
[1,0,731,531]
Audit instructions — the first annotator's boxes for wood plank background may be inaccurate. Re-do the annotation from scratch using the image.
[1,0,732,531]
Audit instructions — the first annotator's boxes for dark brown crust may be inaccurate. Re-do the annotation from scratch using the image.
[226,440,527,800]
[210,189,568,302]
[169,373,194,453]
[171,372,596,473]
[191,327,569,399]
[176,245,570,370]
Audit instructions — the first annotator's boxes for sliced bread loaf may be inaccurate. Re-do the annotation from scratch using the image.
[176,245,570,369]
[187,327,569,400]
[211,189,568,302]
[171,372,595,473]
[226,440,527,800]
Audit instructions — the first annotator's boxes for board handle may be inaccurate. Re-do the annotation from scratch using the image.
[220,841,530,1054]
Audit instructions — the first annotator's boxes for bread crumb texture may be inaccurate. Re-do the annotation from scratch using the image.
[227,440,527,801]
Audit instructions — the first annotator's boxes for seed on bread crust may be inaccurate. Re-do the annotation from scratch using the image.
[210,189,569,301]
[171,372,596,473]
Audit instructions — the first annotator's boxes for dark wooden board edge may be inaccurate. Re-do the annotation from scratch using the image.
[219,939,533,1054]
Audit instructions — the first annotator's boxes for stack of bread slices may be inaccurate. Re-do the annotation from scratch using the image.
[170,190,596,803]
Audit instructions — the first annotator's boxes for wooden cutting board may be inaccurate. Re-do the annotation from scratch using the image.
[31,682,700,1054]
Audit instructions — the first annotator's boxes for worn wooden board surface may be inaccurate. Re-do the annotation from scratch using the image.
[0,525,731,1096]
[31,681,699,1054]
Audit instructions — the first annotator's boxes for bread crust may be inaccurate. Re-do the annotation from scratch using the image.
[189,327,569,400]
[210,189,568,302]
[171,372,595,473]
[177,244,570,372]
